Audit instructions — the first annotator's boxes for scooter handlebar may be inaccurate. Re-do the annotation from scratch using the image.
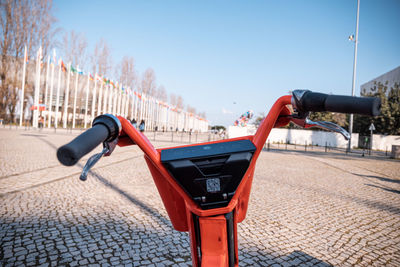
[57,114,121,166]
[292,90,381,116]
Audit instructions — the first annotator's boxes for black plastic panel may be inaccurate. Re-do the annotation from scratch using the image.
[161,139,256,162]
[161,140,256,209]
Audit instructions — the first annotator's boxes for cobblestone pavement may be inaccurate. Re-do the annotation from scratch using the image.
[1,128,399,266]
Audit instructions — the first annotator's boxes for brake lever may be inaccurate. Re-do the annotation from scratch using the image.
[290,116,350,140]
[305,118,350,140]
[79,139,118,181]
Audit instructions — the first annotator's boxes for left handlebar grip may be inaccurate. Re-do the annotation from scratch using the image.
[57,114,121,166]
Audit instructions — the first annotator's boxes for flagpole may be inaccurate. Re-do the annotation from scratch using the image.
[140,93,143,121]
[113,86,118,115]
[72,65,79,129]
[177,109,180,130]
[48,49,56,128]
[54,59,62,129]
[120,85,124,116]
[63,62,71,128]
[33,46,42,128]
[121,87,125,117]
[153,99,156,130]
[141,94,144,123]
[134,92,138,120]
[144,95,148,125]
[104,83,110,114]
[130,89,134,119]
[97,78,103,116]
[104,83,108,113]
[124,88,129,118]
[146,96,150,130]
[19,45,27,127]
[117,85,122,115]
[146,97,150,129]
[155,101,158,129]
[111,85,115,114]
[115,84,119,115]
[150,97,154,130]
[114,87,122,116]
[111,86,120,116]
[102,83,108,114]
[84,73,90,128]
[109,84,112,114]
[91,73,97,123]
[123,86,127,117]
[156,99,160,130]
[43,55,50,126]
[109,85,113,114]
[166,106,169,131]
[107,84,111,114]
[148,97,152,130]
[348,0,361,152]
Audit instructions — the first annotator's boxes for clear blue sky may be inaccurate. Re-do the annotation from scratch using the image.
[54,0,400,126]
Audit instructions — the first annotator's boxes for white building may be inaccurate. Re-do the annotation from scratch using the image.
[360,66,400,95]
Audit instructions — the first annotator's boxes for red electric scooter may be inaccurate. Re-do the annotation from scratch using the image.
[57,90,380,267]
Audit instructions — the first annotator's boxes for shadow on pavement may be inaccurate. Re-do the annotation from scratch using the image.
[275,175,400,216]
[240,248,333,266]
[365,183,400,195]
[89,169,171,227]
[20,133,48,137]
[352,173,400,184]
[0,215,190,266]
[35,136,171,228]
[352,172,400,195]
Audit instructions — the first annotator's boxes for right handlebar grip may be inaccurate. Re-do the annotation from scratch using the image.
[57,114,121,166]
[294,90,381,116]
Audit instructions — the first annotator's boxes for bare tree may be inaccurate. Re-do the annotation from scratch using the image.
[141,68,156,95]
[186,105,196,115]
[91,38,112,77]
[62,30,88,68]
[198,111,207,119]
[60,30,88,125]
[116,55,137,88]
[0,0,56,122]
[170,93,177,107]
[176,95,184,109]
[155,85,167,102]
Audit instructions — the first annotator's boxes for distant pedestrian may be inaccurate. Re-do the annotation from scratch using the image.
[38,116,44,129]
[139,120,145,132]
[131,118,137,128]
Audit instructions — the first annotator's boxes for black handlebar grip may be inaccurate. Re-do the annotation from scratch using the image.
[325,94,381,116]
[57,114,121,166]
[57,124,109,166]
[294,90,381,116]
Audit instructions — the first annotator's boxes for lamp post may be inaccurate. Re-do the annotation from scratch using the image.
[347,0,360,152]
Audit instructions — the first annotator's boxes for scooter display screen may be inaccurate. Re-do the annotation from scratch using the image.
[161,139,256,209]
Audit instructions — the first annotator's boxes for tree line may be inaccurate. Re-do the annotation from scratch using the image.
[0,0,206,123]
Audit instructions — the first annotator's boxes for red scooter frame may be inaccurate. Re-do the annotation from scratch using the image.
[58,90,379,267]
[114,95,292,267]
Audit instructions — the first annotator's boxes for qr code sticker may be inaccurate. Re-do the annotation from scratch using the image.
[206,178,220,193]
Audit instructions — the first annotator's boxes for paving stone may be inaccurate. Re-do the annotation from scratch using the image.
[79,259,89,265]
[0,130,399,266]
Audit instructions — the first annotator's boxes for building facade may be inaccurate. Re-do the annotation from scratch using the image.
[360,66,400,95]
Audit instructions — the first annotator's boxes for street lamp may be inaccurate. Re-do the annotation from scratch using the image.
[348,0,360,152]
